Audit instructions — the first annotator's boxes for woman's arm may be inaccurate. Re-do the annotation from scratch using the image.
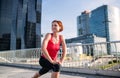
[60,35,67,63]
[41,33,54,63]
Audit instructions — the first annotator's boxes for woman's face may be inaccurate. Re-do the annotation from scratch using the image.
[52,22,60,33]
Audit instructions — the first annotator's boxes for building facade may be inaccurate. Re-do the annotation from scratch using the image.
[90,5,120,41]
[76,5,120,54]
[66,34,106,44]
[65,34,107,56]
[77,5,120,42]
[77,10,90,36]
[0,0,42,51]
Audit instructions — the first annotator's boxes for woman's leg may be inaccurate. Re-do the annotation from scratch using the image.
[51,72,60,78]
[32,57,51,78]
[51,64,60,78]
[32,68,50,78]
[32,72,41,78]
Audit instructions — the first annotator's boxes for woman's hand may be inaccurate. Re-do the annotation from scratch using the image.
[58,61,62,65]
[51,60,59,64]
[51,60,62,65]
[56,60,63,65]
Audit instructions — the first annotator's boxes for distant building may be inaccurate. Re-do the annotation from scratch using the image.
[59,43,83,61]
[65,35,107,56]
[77,5,120,42]
[66,34,106,44]
[77,10,90,36]
[0,0,42,51]
[76,5,120,54]
[90,5,120,42]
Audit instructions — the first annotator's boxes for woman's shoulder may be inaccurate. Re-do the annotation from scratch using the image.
[44,33,52,39]
[46,33,54,36]
[46,33,52,36]
[59,34,65,41]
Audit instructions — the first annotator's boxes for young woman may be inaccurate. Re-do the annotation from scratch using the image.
[32,20,67,78]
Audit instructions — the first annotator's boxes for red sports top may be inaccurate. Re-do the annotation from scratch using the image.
[42,33,61,60]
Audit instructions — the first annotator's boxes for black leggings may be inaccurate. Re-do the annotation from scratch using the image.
[39,56,61,75]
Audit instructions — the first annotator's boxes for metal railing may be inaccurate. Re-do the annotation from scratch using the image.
[0,41,120,72]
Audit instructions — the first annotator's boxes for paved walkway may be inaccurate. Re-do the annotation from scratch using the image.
[0,66,115,78]
[0,66,80,78]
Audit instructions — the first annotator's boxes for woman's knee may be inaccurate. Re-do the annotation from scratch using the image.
[39,68,50,75]
[53,64,61,72]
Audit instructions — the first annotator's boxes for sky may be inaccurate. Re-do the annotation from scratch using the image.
[41,0,120,39]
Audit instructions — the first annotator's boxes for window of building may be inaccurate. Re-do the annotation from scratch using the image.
[36,11,41,23]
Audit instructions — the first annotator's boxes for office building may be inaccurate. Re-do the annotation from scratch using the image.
[76,5,120,54]
[77,5,120,42]
[0,0,42,51]
[66,34,107,56]
[77,10,90,36]
[66,34,106,44]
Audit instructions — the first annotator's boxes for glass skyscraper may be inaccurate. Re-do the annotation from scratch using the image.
[77,5,120,42]
[0,0,42,51]
[89,5,120,42]
[77,5,120,54]
[77,11,90,36]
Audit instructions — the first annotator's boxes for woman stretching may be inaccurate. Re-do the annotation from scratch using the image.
[32,20,67,78]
